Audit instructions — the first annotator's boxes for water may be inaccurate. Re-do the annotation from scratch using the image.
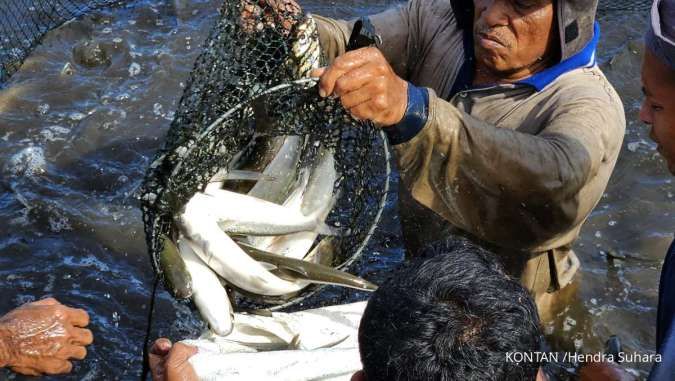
[0,1,671,380]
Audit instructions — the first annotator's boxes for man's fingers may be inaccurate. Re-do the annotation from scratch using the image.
[10,366,42,376]
[165,343,199,381]
[165,343,198,369]
[340,84,375,110]
[64,307,90,327]
[333,66,378,97]
[310,67,326,78]
[318,50,372,97]
[57,345,87,360]
[348,102,374,121]
[41,359,73,375]
[69,327,94,346]
[151,338,173,356]
[32,297,60,306]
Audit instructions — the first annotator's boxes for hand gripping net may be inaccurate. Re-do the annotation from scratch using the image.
[139,1,391,308]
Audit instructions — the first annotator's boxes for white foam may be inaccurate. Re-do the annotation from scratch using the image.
[8,145,46,176]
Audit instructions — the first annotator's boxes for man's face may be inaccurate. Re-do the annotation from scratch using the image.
[473,0,556,79]
[640,49,675,175]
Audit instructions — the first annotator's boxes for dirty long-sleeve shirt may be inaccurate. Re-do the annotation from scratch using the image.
[314,0,625,293]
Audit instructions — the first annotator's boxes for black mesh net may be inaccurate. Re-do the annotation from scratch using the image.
[0,0,117,83]
[139,0,390,308]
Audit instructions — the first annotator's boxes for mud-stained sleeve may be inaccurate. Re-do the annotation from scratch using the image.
[313,0,425,75]
[394,90,625,250]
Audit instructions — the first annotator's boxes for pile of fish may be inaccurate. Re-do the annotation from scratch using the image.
[141,11,378,337]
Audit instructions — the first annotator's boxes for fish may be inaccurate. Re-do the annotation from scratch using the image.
[178,214,304,296]
[158,235,192,300]
[247,135,303,204]
[258,146,338,259]
[140,12,376,334]
[238,241,377,291]
[178,240,234,336]
[192,188,337,236]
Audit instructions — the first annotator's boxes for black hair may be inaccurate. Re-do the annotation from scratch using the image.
[358,239,542,381]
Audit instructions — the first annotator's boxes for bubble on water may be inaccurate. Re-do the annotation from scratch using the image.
[627,141,640,152]
[116,93,130,101]
[608,220,617,227]
[153,103,164,116]
[61,62,74,76]
[594,231,602,238]
[49,212,72,232]
[102,27,112,34]
[128,62,141,77]
[129,19,136,25]
[37,103,50,114]
[590,298,597,305]
[7,146,46,176]
[69,112,86,121]
[113,37,123,43]
[164,110,175,121]
[112,311,120,327]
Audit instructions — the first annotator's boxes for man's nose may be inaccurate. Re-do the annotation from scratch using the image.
[477,0,510,27]
[639,100,653,125]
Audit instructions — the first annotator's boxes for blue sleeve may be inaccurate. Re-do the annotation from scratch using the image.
[384,82,429,145]
[649,327,675,380]
[657,240,675,351]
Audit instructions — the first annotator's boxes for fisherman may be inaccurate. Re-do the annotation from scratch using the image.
[149,239,547,381]
[0,297,93,377]
[583,1,675,379]
[247,0,626,317]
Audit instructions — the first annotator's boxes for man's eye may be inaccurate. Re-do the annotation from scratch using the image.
[513,0,539,10]
[652,105,664,112]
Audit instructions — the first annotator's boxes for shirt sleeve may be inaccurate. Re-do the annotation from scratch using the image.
[313,0,424,75]
[392,89,625,252]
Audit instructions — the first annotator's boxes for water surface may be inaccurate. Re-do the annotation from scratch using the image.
[0,1,671,380]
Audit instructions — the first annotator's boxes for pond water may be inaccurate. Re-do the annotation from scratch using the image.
[0,1,671,380]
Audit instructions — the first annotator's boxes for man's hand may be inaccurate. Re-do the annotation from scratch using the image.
[149,338,198,381]
[579,361,637,381]
[310,47,408,127]
[240,0,302,34]
[0,297,93,376]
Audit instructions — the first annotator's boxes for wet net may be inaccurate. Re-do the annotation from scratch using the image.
[0,0,116,83]
[139,1,390,308]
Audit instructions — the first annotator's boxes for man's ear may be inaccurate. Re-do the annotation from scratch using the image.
[351,370,366,381]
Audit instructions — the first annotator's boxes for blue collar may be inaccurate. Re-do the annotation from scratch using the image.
[517,22,600,91]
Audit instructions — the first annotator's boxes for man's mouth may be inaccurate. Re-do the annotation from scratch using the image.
[478,32,506,49]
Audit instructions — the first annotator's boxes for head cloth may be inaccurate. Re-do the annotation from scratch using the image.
[647,0,675,69]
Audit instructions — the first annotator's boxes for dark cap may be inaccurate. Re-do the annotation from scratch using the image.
[646,0,675,70]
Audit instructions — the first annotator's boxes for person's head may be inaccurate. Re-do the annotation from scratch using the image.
[472,0,598,81]
[357,240,543,381]
[641,0,675,175]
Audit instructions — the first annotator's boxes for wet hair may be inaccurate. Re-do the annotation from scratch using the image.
[358,239,542,381]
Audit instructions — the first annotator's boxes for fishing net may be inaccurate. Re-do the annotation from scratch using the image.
[139,0,390,308]
[0,0,116,83]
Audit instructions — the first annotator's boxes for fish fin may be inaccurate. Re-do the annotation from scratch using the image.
[210,170,275,183]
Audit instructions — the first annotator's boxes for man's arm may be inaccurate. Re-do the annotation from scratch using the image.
[392,89,625,250]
